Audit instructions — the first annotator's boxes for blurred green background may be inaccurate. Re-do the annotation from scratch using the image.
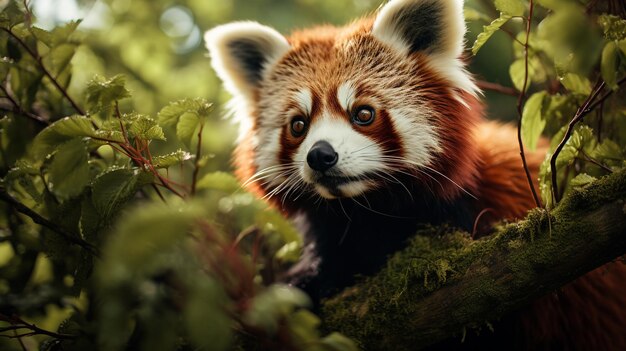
[31,0,516,173]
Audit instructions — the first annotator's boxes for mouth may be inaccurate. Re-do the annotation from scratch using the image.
[316,174,360,188]
[310,172,373,199]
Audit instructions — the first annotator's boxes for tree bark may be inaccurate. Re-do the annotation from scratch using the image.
[321,169,626,350]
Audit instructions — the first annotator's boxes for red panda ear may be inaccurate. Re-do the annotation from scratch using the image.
[205,22,290,100]
[372,0,465,59]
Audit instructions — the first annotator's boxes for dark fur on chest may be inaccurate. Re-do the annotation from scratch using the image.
[285,187,477,303]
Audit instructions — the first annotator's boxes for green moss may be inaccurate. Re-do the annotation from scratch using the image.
[321,169,626,350]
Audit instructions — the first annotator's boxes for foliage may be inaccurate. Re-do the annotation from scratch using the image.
[470,0,626,207]
[0,2,357,350]
[0,0,624,350]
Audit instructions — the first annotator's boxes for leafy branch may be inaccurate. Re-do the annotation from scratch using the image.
[1,27,85,115]
[0,186,99,256]
[549,76,626,201]
[515,0,542,209]
[0,313,75,340]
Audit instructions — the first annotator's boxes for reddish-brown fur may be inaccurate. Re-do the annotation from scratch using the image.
[226,14,626,350]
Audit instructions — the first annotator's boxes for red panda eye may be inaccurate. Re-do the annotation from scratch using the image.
[352,106,375,126]
[290,117,307,137]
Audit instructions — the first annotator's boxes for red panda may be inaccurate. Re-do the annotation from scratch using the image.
[205,0,626,349]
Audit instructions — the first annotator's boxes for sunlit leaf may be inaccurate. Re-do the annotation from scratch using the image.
[176,112,200,147]
[31,116,96,157]
[598,14,626,41]
[471,14,511,55]
[152,149,193,169]
[86,75,131,113]
[127,115,166,141]
[560,73,592,95]
[196,171,241,192]
[570,173,596,188]
[521,91,547,151]
[601,41,619,90]
[495,0,525,17]
[509,58,534,92]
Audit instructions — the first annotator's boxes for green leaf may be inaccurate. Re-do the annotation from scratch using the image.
[127,116,166,141]
[509,58,534,92]
[152,149,193,169]
[471,14,511,55]
[598,14,626,41]
[463,8,491,22]
[184,278,231,351]
[243,284,310,334]
[91,169,150,220]
[157,98,213,127]
[46,43,77,76]
[86,75,131,113]
[521,91,547,151]
[47,139,90,200]
[560,73,592,95]
[196,171,241,193]
[320,332,359,351]
[0,2,25,28]
[495,0,525,16]
[31,116,96,157]
[176,112,199,147]
[570,173,596,188]
[601,41,619,90]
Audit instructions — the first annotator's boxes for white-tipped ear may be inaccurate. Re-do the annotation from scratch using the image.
[205,22,290,100]
[372,0,465,59]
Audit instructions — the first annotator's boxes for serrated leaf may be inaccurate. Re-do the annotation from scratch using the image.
[472,14,511,55]
[31,116,96,157]
[560,73,592,95]
[91,169,149,220]
[495,0,525,16]
[157,98,213,127]
[196,171,241,193]
[521,91,547,151]
[127,116,165,141]
[47,139,90,200]
[570,173,596,188]
[86,75,131,113]
[601,41,619,90]
[176,112,199,146]
[152,149,193,169]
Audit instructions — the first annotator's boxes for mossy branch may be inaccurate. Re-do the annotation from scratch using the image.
[321,169,626,350]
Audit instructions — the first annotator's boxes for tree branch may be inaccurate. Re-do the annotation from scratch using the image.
[0,187,99,256]
[322,169,626,350]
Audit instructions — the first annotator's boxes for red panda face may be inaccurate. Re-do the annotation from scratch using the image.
[206,0,480,205]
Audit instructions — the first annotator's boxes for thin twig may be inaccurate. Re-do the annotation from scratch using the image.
[475,80,518,96]
[0,187,99,256]
[515,0,542,208]
[0,85,49,126]
[549,76,626,201]
[191,121,205,196]
[1,28,85,115]
[0,314,75,340]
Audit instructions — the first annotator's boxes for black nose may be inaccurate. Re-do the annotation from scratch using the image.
[307,140,338,172]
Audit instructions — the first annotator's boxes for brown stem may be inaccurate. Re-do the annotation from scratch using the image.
[0,187,99,256]
[0,314,75,340]
[549,76,626,202]
[1,27,85,115]
[0,85,49,126]
[475,80,518,96]
[191,121,205,196]
[515,0,543,208]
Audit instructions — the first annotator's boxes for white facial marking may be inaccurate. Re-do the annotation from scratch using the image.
[294,115,385,198]
[337,81,357,112]
[387,107,441,167]
[294,88,313,114]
